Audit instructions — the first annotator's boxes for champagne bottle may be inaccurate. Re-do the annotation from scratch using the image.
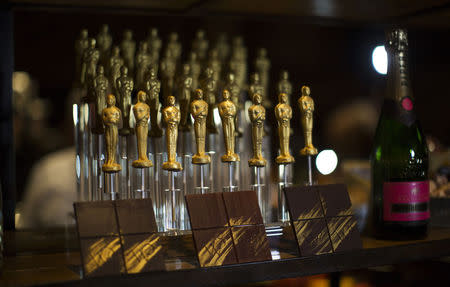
[370,28,429,240]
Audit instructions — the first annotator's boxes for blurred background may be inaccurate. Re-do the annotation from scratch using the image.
[2,1,450,286]
[11,9,450,227]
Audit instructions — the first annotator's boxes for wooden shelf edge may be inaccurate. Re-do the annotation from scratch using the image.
[39,228,450,287]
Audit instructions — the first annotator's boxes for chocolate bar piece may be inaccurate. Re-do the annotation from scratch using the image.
[327,216,362,252]
[231,225,272,263]
[185,193,229,229]
[222,190,264,226]
[318,184,353,217]
[192,227,238,267]
[75,201,118,238]
[292,219,333,256]
[121,233,165,273]
[115,199,158,234]
[284,186,324,220]
[80,236,124,277]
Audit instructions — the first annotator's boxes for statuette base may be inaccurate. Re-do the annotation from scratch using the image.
[192,154,211,165]
[221,153,240,162]
[276,155,295,164]
[162,161,183,171]
[132,159,153,168]
[249,158,267,167]
[102,163,122,173]
[300,146,318,156]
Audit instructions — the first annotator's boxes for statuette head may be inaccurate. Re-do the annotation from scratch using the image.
[137,91,146,102]
[106,94,116,106]
[80,29,88,38]
[223,89,231,100]
[97,65,104,75]
[89,38,96,48]
[168,95,175,106]
[301,86,311,97]
[195,89,203,100]
[123,29,133,40]
[253,93,262,104]
[120,66,128,76]
[279,93,288,103]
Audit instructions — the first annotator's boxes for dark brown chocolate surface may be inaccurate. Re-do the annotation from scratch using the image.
[293,219,333,256]
[284,186,324,220]
[222,190,264,226]
[185,193,229,229]
[231,225,272,263]
[75,201,119,238]
[115,199,158,234]
[318,184,353,217]
[121,234,165,273]
[192,227,238,267]
[79,236,124,277]
[327,216,362,252]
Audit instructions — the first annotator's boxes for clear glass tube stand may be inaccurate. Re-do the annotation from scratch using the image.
[119,136,132,200]
[277,164,293,222]
[251,166,268,222]
[131,159,152,199]
[156,153,185,234]
[223,162,239,192]
[103,173,119,200]
[92,134,105,201]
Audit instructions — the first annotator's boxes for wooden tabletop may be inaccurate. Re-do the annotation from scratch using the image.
[2,226,450,287]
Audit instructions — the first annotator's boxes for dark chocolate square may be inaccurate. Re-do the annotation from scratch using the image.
[284,186,324,220]
[75,201,118,237]
[223,190,264,226]
[293,219,333,256]
[231,225,272,263]
[185,193,229,229]
[121,234,165,273]
[318,184,353,217]
[192,227,237,267]
[327,216,362,252]
[80,236,124,277]
[115,199,158,234]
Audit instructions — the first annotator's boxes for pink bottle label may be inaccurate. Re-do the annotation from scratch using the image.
[383,181,430,222]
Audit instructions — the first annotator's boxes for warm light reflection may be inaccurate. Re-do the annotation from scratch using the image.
[123,235,162,273]
[73,104,78,126]
[316,149,338,175]
[372,45,387,75]
[85,237,121,275]
[198,228,234,267]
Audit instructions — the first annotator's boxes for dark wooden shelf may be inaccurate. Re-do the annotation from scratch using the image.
[3,227,450,287]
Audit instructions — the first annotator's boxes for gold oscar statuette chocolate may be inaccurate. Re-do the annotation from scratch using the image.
[116,66,134,135]
[178,64,193,131]
[248,93,267,167]
[275,93,295,164]
[132,91,153,168]
[92,65,109,134]
[225,72,242,137]
[102,94,122,173]
[298,86,318,156]
[145,67,163,137]
[201,67,218,134]
[162,96,182,171]
[219,90,239,162]
[190,89,210,164]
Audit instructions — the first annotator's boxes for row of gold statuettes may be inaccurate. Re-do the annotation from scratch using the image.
[101,85,318,174]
